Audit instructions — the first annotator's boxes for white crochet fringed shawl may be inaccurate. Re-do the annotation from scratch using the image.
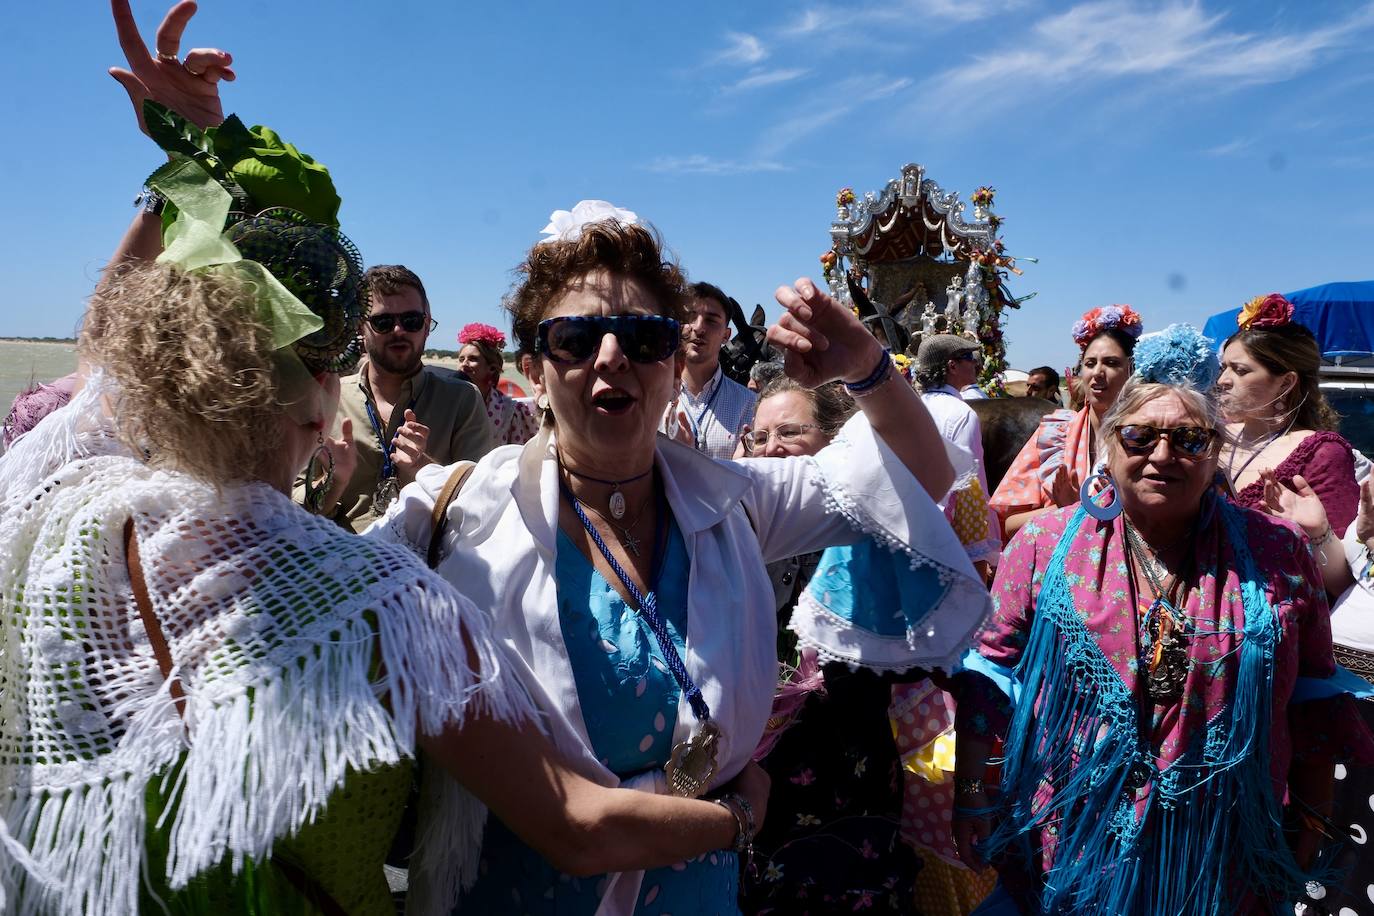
[0,379,532,915]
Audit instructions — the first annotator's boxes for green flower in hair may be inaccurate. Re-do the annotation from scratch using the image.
[143,100,341,227]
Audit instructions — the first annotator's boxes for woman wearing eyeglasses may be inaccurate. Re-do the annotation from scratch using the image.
[952,325,1372,915]
[737,375,950,914]
[373,205,989,914]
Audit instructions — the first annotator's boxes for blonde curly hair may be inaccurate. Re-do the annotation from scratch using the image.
[81,263,287,483]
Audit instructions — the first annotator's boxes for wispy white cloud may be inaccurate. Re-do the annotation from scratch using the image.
[1202,137,1254,157]
[782,9,827,36]
[644,155,789,176]
[782,0,1027,36]
[753,75,914,158]
[712,32,768,65]
[925,1,1374,107]
[723,67,809,94]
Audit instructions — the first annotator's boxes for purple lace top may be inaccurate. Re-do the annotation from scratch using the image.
[1232,430,1358,536]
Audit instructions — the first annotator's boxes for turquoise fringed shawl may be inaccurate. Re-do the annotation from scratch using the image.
[985,496,1313,915]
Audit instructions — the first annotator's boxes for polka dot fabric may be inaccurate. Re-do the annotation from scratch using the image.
[486,387,538,446]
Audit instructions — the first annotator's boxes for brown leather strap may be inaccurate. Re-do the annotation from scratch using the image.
[427,461,476,569]
[124,519,186,718]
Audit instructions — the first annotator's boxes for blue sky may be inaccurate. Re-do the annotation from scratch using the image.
[3,0,1373,375]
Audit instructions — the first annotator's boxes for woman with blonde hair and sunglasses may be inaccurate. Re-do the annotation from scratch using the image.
[374,202,990,914]
[953,325,1372,915]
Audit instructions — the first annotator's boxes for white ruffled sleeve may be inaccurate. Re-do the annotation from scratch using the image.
[741,411,975,565]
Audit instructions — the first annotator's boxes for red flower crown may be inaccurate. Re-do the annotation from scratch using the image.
[458,322,507,349]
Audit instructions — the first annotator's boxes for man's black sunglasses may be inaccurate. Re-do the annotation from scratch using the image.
[364,311,438,334]
[536,315,681,365]
[1115,424,1219,458]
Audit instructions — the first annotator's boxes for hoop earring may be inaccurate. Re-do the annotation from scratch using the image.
[303,434,335,514]
[1079,470,1122,521]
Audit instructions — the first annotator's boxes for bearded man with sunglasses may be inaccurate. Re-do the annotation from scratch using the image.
[311,264,495,531]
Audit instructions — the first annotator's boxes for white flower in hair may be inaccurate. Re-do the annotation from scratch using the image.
[538,200,640,245]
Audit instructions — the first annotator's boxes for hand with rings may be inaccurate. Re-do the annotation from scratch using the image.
[110,0,235,137]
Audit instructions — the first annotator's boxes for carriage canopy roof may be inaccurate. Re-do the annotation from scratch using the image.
[1202,280,1374,361]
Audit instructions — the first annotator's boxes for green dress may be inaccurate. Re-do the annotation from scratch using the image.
[140,758,413,915]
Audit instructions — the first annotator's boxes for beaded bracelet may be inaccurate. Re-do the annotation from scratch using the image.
[1307,525,1334,566]
[954,777,986,798]
[713,792,757,858]
[843,348,893,396]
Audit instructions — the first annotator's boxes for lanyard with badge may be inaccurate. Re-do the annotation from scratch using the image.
[364,393,418,515]
[562,482,722,797]
[687,378,725,452]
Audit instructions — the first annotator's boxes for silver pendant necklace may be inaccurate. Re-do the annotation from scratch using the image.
[581,496,652,557]
[560,461,654,521]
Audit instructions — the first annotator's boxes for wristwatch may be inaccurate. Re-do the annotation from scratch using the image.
[135,187,167,216]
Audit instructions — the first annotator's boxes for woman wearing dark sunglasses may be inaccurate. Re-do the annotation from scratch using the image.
[374,206,988,914]
[951,325,1371,916]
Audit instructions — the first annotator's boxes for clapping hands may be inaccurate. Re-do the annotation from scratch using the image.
[1260,471,1330,540]
[391,409,432,485]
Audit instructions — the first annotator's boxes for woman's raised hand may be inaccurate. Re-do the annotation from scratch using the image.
[767,278,885,388]
[1357,477,1374,547]
[1260,471,1330,539]
[1049,465,1078,508]
[110,0,234,136]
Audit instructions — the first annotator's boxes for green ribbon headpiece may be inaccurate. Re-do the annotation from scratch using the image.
[152,158,323,351]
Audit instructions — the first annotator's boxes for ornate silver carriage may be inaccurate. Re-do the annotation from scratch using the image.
[821,164,1030,393]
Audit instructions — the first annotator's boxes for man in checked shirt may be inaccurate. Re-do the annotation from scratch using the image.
[673,282,757,460]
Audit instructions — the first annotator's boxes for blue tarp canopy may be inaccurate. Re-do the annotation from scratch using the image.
[1202,280,1374,360]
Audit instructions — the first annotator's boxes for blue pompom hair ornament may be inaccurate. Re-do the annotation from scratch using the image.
[1131,323,1220,390]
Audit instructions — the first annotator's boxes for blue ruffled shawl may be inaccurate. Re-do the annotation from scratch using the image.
[982,497,1312,915]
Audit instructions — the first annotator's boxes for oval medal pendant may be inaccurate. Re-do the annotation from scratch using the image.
[609,489,627,520]
[666,720,721,798]
[373,476,401,516]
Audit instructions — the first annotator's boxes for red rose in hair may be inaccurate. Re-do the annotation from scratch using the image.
[1237,293,1293,330]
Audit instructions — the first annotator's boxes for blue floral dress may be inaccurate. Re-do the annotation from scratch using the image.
[457,520,739,915]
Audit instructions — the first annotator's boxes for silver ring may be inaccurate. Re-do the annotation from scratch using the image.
[156,51,180,64]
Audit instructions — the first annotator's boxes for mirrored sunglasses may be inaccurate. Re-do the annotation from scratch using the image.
[364,311,437,334]
[1116,424,1218,458]
[536,315,681,365]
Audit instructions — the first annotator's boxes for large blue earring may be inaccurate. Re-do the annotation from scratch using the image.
[1079,470,1122,521]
